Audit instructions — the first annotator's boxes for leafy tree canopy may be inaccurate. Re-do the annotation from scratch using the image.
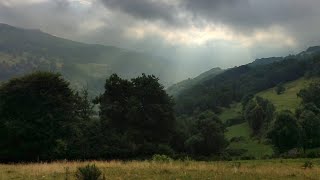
[185,111,228,156]
[95,74,176,157]
[0,72,80,161]
[268,111,302,153]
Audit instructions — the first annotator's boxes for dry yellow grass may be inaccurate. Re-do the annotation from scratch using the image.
[0,159,320,180]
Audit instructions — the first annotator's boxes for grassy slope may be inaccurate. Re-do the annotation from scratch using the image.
[222,114,273,158]
[219,103,242,123]
[1,159,319,179]
[219,78,317,158]
[219,103,273,158]
[256,77,317,112]
[226,122,273,158]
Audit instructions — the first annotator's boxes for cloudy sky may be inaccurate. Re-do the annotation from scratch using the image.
[1,0,320,78]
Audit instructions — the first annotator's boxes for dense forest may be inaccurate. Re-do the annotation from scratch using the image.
[0,72,229,161]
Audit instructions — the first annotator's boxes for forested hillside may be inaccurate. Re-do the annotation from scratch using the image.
[174,48,320,115]
[166,67,223,97]
[170,47,320,159]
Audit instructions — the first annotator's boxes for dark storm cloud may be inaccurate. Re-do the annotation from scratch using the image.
[100,0,180,25]
[99,0,320,35]
[0,0,100,37]
[0,1,74,32]
[52,0,71,11]
[98,0,320,49]
[184,0,241,13]
[183,0,320,49]
[183,0,320,32]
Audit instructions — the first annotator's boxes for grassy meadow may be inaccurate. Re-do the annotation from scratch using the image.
[226,122,273,158]
[256,77,317,112]
[219,103,273,158]
[1,159,319,180]
[219,103,242,122]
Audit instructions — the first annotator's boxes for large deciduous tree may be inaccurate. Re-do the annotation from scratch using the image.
[96,74,176,157]
[0,72,80,161]
[184,111,228,156]
[298,81,320,106]
[244,96,275,135]
[296,81,320,150]
[268,111,302,153]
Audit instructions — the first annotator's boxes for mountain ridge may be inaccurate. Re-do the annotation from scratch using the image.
[0,23,177,92]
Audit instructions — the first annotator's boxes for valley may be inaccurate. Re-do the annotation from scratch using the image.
[1,23,320,179]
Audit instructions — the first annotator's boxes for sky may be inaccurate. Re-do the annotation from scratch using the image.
[1,0,320,79]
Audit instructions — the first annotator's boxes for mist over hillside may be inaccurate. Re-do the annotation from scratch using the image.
[0,23,180,93]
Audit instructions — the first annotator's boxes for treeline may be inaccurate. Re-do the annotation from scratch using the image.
[175,55,320,115]
[0,72,228,162]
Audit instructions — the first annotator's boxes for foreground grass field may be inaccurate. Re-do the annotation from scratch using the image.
[1,159,319,180]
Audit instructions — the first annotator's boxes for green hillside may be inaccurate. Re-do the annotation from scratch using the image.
[174,45,320,116]
[257,77,318,112]
[220,77,319,158]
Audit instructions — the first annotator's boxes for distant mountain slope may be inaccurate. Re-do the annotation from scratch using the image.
[306,46,320,53]
[248,47,320,67]
[0,23,176,92]
[249,57,284,67]
[166,67,223,97]
[174,46,320,115]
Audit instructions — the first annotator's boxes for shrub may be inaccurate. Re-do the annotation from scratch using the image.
[280,148,303,158]
[225,148,248,157]
[225,116,245,127]
[261,155,271,160]
[152,154,173,163]
[302,161,313,169]
[219,153,232,161]
[306,151,320,158]
[75,164,103,180]
[240,155,256,160]
[154,144,175,156]
[230,136,246,143]
[275,83,285,95]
